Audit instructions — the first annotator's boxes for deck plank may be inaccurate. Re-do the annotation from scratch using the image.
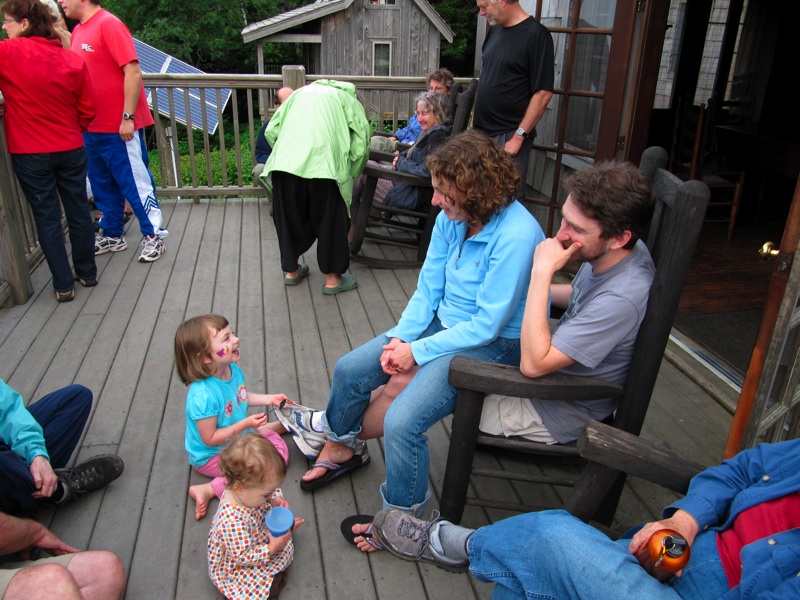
[0,198,733,599]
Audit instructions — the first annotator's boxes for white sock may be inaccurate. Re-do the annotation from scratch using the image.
[311,411,326,433]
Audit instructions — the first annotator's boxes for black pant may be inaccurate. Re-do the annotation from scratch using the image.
[271,172,350,275]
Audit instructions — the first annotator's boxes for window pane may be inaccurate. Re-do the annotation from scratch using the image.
[570,33,610,93]
[374,44,390,76]
[565,96,603,153]
[578,0,616,29]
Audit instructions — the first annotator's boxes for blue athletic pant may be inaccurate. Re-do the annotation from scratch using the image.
[84,129,166,239]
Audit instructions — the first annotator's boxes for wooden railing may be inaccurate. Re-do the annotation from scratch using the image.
[0,67,469,305]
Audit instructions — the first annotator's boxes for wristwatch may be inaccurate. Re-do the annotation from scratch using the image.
[122,112,135,120]
[515,127,528,137]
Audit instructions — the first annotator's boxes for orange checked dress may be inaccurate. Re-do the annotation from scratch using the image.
[208,490,294,599]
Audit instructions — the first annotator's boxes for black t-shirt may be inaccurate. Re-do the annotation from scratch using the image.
[473,17,555,136]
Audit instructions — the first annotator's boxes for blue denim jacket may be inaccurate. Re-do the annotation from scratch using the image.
[666,438,800,599]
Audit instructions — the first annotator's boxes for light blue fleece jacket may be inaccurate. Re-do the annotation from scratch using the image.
[386,200,544,365]
[0,379,48,465]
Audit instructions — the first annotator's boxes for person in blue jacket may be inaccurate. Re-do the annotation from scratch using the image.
[371,437,800,599]
[279,131,545,518]
[0,379,123,518]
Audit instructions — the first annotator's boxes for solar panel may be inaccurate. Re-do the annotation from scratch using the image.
[134,38,232,135]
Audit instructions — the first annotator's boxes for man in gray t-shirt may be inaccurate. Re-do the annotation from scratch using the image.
[480,161,655,444]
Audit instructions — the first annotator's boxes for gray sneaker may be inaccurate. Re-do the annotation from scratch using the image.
[274,403,327,459]
[373,510,469,573]
[95,233,127,255]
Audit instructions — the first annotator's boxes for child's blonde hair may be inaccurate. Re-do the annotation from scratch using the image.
[220,432,287,490]
[174,313,230,385]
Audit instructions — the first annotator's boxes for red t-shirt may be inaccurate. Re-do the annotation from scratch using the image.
[717,491,800,588]
[71,9,153,133]
[0,36,95,154]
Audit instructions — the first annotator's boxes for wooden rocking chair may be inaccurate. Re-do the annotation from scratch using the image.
[438,146,710,526]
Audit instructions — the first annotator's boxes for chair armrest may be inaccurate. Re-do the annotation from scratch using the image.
[369,149,397,163]
[362,161,432,187]
[448,355,623,401]
[577,420,706,494]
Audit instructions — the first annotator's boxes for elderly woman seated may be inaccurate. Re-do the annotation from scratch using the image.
[350,91,452,234]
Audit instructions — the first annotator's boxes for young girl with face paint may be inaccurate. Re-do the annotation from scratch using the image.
[175,313,292,520]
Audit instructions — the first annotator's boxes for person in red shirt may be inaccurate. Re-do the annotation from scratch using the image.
[0,0,97,301]
[59,0,168,263]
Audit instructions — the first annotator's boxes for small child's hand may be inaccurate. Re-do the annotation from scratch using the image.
[246,413,269,429]
[268,394,291,407]
[271,495,289,509]
[267,518,305,556]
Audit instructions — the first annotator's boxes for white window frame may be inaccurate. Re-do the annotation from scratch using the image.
[372,40,392,77]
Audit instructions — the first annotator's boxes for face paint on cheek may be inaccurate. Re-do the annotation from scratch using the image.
[216,346,229,358]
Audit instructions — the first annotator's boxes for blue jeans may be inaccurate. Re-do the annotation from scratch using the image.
[12,149,96,293]
[83,130,165,238]
[323,317,521,513]
[468,511,730,600]
[0,385,92,518]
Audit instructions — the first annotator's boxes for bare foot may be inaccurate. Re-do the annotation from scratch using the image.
[301,440,353,483]
[189,483,215,520]
[352,522,381,553]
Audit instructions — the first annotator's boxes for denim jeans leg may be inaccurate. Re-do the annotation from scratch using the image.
[55,148,97,281]
[381,330,521,511]
[12,153,74,292]
[323,332,391,447]
[468,511,684,600]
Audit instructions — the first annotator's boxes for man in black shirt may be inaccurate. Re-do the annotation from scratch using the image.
[473,0,554,197]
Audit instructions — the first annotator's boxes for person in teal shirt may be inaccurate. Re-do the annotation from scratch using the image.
[0,379,123,518]
[263,80,371,295]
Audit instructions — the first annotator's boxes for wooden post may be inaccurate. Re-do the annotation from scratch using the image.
[157,117,177,188]
[0,95,33,305]
[282,65,307,91]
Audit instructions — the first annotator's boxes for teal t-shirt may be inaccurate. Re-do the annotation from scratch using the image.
[184,363,249,467]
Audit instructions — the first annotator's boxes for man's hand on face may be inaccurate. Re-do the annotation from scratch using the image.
[532,237,582,278]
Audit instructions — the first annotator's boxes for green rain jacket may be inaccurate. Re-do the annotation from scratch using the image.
[261,80,371,214]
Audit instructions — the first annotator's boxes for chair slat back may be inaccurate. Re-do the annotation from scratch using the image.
[669,99,707,180]
[451,79,478,136]
[613,147,710,435]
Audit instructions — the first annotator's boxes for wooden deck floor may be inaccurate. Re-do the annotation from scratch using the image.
[0,198,734,600]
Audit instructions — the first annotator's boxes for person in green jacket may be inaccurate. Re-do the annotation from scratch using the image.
[262,80,371,295]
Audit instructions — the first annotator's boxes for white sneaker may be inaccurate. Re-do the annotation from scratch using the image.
[275,403,328,459]
[138,235,165,263]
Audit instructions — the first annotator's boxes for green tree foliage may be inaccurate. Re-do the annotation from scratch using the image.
[104,0,306,73]
[430,0,477,77]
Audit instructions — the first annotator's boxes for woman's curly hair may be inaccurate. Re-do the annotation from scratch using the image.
[425,130,519,225]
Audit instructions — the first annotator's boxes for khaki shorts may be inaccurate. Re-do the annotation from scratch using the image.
[479,394,558,443]
[0,554,74,598]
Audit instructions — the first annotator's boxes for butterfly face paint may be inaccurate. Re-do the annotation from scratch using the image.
[216,346,229,358]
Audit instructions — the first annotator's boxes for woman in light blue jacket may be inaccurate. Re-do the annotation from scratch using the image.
[281,131,545,523]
